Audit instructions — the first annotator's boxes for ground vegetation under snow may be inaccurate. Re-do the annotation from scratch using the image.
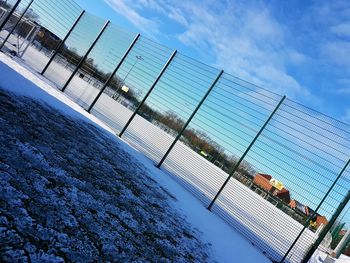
[0,88,213,262]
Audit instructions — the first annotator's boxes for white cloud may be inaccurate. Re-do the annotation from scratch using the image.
[104,0,160,36]
[343,108,350,123]
[333,78,350,95]
[334,87,350,95]
[322,41,350,67]
[287,50,306,64]
[136,0,166,13]
[104,0,342,104]
[169,2,313,100]
[168,7,188,26]
[331,22,350,38]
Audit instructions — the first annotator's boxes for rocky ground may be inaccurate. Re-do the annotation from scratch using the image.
[0,88,213,262]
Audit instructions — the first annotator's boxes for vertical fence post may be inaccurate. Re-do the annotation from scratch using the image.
[40,10,85,75]
[301,191,350,263]
[0,0,21,32]
[156,69,224,168]
[61,20,110,92]
[207,95,286,210]
[118,49,177,137]
[86,33,140,112]
[0,0,33,51]
[281,158,350,263]
[334,229,350,259]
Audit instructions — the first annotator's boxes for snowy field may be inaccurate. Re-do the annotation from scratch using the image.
[35,45,319,262]
[1,39,349,263]
[311,250,350,263]
[0,42,320,262]
[0,54,271,262]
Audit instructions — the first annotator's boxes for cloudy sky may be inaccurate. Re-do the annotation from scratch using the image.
[74,0,350,124]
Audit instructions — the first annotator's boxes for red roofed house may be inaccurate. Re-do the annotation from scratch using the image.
[289,199,328,228]
[253,173,291,204]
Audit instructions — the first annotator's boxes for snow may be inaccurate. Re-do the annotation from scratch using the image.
[29,44,319,261]
[310,250,350,263]
[0,53,272,262]
[7,41,319,261]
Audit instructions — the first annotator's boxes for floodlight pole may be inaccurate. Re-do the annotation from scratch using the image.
[112,54,144,100]
[118,49,177,137]
[87,33,140,112]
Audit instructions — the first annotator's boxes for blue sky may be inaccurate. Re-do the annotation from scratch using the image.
[73,0,350,125]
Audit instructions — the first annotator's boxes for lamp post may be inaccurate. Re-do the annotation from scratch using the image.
[112,55,143,100]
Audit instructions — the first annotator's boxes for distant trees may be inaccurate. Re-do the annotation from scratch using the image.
[160,111,185,133]
[34,28,61,51]
[147,111,256,176]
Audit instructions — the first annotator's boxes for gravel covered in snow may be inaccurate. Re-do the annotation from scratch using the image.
[0,88,213,262]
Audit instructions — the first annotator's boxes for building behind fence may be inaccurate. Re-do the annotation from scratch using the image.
[1,0,350,262]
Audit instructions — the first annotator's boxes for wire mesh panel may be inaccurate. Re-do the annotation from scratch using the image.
[90,36,173,133]
[0,0,17,26]
[1,1,350,262]
[210,97,350,262]
[300,172,350,262]
[16,0,83,72]
[62,23,136,109]
[160,73,282,202]
[119,53,220,163]
[43,12,105,88]
[0,0,32,46]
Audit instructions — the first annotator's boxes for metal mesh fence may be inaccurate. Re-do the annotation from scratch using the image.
[43,12,104,87]
[121,53,220,162]
[0,0,19,27]
[210,98,350,261]
[20,0,82,71]
[90,36,173,134]
[63,23,137,109]
[1,1,349,262]
[0,0,32,47]
[0,0,82,72]
[161,73,282,197]
[325,189,350,260]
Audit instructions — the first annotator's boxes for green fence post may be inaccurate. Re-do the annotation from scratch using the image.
[156,69,224,168]
[207,95,286,210]
[118,49,177,137]
[61,20,110,92]
[40,10,85,75]
[86,33,140,112]
[280,158,350,262]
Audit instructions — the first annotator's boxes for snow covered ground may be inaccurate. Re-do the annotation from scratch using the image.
[310,250,350,263]
[1,41,349,263]
[37,45,319,261]
[0,54,272,262]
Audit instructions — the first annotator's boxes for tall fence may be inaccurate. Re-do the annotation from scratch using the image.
[1,1,350,262]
